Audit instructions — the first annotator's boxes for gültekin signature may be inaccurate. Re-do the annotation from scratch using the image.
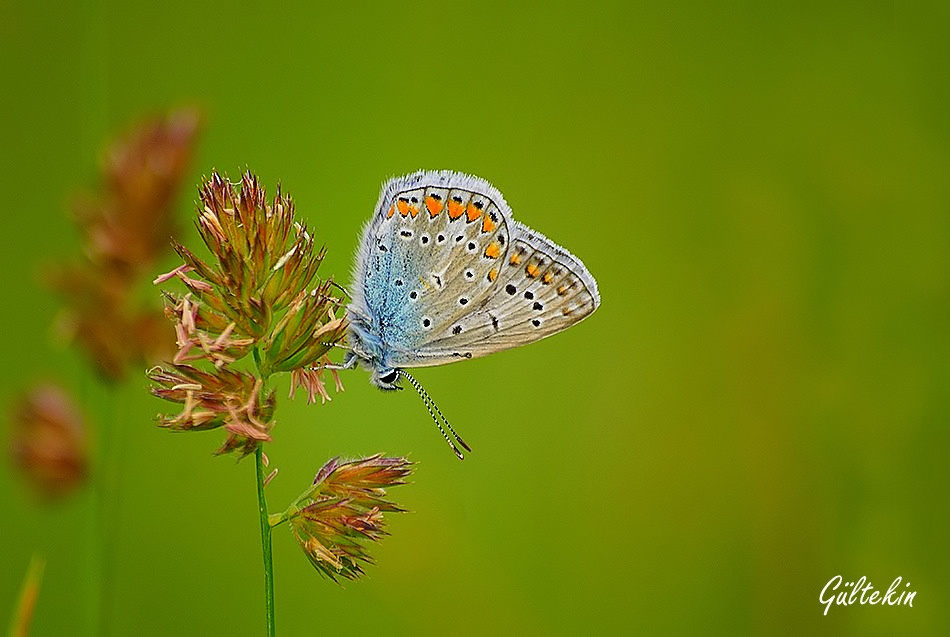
[820,576,916,616]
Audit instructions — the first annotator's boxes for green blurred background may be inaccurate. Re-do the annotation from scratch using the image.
[2,1,948,635]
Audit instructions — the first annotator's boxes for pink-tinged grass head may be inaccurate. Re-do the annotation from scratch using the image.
[10,384,88,499]
[159,171,347,375]
[150,170,346,454]
[276,455,413,582]
[148,364,276,456]
[50,108,201,380]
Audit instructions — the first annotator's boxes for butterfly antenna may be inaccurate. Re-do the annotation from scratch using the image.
[399,370,472,460]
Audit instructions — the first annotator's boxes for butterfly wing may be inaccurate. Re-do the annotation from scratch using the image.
[347,170,599,371]
[411,218,600,364]
[350,171,600,367]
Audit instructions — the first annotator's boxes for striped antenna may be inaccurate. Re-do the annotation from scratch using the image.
[399,370,472,460]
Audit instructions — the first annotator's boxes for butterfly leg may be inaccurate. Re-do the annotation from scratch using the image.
[323,350,359,371]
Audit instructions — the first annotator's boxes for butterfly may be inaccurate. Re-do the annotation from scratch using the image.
[341,170,600,457]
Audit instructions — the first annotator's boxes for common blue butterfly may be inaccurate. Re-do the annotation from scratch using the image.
[342,171,600,456]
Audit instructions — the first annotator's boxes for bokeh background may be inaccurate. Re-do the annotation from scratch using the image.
[2,1,948,635]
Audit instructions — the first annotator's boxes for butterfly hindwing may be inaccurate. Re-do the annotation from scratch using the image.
[412,220,600,363]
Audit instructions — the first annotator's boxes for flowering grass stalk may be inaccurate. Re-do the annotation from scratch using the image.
[8,109,200,635]
[150,171,412,634]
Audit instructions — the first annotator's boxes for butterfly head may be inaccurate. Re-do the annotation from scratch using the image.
[372,367,402,391]
[341,349,403,391]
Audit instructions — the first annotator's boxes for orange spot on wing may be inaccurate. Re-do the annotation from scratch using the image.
[488,268,498,282]
[409,205,419,218]
[396,200,410,216]
[526,263,540,278]
[509,253,522,266]
[557,285,569,296]
[425,196,443,217]
[387,204,395,218]
[542,271,554,284]
[481,214,496,233]
[448,200,465,219]
[466,203,482,223]
[484,242,501,259]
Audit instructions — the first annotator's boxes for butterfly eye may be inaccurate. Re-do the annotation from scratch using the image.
[379,370,399,384]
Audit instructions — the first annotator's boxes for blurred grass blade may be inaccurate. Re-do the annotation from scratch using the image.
[7,554,45,637]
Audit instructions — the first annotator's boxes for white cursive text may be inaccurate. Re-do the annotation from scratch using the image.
[820,575,916,616]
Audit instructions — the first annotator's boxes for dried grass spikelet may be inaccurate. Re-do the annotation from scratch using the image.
[150,170,347,454]
[274,455,413,581]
